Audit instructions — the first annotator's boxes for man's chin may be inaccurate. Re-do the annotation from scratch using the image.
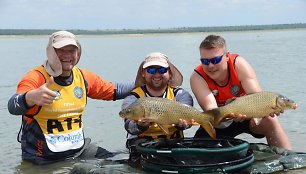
[62,66,74,71]
[153,84,168,90]
[207,71,219,79]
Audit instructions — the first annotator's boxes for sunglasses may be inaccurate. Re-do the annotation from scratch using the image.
[146,67,168,74]
[200,53,225,65]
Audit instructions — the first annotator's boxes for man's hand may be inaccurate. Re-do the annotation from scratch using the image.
[228,113,248,122]
[176,118,190,129]
[25,77,57,107]
[137,120,151,127]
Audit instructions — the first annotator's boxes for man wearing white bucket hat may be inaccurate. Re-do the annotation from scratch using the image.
[8,30,134,164]
[121,52,193,167]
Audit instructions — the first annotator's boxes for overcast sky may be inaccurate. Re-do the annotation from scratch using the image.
[1,0,305,30]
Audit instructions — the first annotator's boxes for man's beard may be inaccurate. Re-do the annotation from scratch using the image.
[146,79,168,91]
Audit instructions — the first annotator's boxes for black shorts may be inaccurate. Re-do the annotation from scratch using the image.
[194,120,265,139]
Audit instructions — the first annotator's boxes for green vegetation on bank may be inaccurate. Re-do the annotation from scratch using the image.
[1,23,306,35]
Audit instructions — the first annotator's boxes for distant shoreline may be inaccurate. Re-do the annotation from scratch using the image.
[1,23,305,35]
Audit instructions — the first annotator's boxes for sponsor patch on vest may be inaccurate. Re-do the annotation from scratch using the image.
[49,131,83,144]
[45,129,84,152]
[74,87,84,99]
[230,85,241,96]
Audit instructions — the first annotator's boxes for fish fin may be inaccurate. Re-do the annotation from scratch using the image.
[253,118,262,126]
[199,112,217,139]
[200,122,216,139]
[225,98,236,105]
[157,124,170,134]
[140,118,154,122]
[204,109,223,126]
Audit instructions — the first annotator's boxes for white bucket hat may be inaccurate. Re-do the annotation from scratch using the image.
[135,52,183,87]
[44,30,81,77]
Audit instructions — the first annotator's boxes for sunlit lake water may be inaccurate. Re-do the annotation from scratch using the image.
[1,29,305,173]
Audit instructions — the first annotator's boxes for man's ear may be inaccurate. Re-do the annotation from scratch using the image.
[225,52,230,61]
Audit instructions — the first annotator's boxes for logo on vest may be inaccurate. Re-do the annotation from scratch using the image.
[74,87,84,99]
[49,131,83,144]
[230,85,241,96]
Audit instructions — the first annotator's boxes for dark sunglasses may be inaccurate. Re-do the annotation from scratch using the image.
[146,67,168,74]
[200,53,225,65]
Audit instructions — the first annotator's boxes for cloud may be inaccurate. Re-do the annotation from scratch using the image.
[0,0,305,29]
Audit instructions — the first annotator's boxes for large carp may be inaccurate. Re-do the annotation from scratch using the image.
[119,97,216,139]
[208,91,298,126]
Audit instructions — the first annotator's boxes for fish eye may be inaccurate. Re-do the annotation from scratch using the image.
[280,96,288,101]
[282,97,290,102]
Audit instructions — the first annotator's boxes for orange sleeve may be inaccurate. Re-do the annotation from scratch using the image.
[16,69,46,115]
[16,70,46,94]
[80,68,115,100]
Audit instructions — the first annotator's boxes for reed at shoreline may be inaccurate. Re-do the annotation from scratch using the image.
[1,23,306,36]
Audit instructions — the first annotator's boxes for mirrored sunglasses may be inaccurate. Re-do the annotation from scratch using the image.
[200,53,225,65]
[146,67,168,74]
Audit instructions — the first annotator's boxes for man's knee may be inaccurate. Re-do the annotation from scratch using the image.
[250,117,281,135]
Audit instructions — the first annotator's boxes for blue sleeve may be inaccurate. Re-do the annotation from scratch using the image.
[114,82,135,100]
[121,94,137,110]
[174,88,194,107]
[7,93,30,115]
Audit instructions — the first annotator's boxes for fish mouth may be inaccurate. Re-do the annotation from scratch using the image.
[292,103,298,109]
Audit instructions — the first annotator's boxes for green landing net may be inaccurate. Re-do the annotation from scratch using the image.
[136,138,254,173]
